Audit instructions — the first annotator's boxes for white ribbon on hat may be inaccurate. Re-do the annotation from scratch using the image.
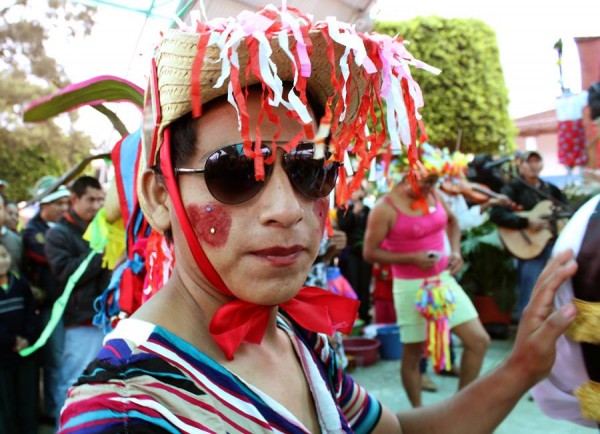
[226,48,242,131]
[277,32,312,124]
[325,17,376,74]
[385,76,410,150]
[279,7,311,79]
[213,24,235,89]
[254,31,284,107]
[212,10,319,129]
[325,17,362,122]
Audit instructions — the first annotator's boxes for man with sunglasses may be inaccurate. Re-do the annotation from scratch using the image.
[59,6,578,433]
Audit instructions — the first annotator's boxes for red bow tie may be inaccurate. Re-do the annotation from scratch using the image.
[210,286,360,360]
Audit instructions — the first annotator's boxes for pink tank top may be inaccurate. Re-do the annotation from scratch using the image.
[381,195,448,279]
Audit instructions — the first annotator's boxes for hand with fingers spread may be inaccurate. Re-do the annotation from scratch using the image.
[506,249,578,385]
[395,249,579,434]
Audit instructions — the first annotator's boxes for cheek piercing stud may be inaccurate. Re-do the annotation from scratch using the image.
[210,227,216,234]
[206,206,212,212]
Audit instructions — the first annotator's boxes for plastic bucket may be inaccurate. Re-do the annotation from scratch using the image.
[342,337,381,367]
[376,325,403,360]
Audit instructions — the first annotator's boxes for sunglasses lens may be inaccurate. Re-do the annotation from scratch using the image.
[204,144,272,204]
[284,143,339,199]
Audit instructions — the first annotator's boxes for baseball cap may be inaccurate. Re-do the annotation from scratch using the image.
[39,185,71,204]
[521,150,542,161]
[33,176,71,204]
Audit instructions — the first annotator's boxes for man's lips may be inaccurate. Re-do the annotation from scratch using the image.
[251,245,305,265]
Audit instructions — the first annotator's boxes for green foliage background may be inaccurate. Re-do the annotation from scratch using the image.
[457,221,516,312]
[375,16,517,154]
[0,1,96,201]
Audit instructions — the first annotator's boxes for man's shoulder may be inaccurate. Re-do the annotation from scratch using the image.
[23,214,47,234]
[45,219,76,243]
[372,195,397,216]
[1,227,21,242]
[542,180,561,192]
[0,229,22,253]
[503,179,522,191]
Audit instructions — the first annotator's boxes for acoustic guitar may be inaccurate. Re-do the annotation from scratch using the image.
[497,200,567,260]
[441,181,568,259]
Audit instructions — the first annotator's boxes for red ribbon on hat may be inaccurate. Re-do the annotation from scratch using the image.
[160,128,359,360]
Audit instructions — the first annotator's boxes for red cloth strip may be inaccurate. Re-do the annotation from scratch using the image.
[210,286,359,360]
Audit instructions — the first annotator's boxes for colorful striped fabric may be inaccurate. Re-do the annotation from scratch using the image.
[59,315,382,433]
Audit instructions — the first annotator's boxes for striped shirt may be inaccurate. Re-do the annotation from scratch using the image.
[59,315,381,433]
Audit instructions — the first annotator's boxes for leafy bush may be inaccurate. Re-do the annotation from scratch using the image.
[562,183,600,211]
[375,16,517,154]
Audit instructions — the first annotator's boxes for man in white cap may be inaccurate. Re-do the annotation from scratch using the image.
[22,180,71,425]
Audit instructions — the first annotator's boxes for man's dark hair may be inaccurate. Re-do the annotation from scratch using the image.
[71,176,102,198]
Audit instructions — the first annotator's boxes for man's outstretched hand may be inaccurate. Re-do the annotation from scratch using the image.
[507,249,578,386]
[392,250,579,434]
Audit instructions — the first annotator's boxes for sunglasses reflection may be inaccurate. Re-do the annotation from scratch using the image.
[174,142,339,205]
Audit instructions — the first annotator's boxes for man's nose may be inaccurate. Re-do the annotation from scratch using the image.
[257,159,304,227]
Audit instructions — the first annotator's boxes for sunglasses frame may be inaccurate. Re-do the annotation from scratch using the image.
[174,141,340,205]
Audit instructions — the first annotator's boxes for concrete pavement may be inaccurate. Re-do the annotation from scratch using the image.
[349,332,595,433]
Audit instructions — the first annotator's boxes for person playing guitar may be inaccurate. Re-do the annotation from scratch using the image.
[489,150,569,320]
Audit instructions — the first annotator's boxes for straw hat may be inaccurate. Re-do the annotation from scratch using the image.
[138,5,439,225]
[142,6,438,166]
[154,30,354,132]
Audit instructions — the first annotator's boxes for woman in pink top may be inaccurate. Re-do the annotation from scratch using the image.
[364,172,490,408]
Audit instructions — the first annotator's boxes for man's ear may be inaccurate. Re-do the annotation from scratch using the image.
[139,169,171,233]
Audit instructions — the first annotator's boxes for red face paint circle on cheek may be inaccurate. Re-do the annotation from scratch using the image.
[313,198,329,232]
[186,203,232,248]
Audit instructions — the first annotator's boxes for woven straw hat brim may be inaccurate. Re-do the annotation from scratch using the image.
[155,28,366,139]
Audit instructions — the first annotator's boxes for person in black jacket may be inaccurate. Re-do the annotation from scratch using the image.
[489,151,569,319]
[337,187,373,324]
[44,176,109,418]
[0,241,39,434]
[22,183,70,423]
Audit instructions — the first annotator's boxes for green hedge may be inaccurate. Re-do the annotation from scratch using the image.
[376,16,517,154]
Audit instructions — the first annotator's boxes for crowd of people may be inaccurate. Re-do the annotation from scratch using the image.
[0,176,109,432]
[0,3,597,433]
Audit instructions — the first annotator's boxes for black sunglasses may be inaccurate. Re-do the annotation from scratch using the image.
[174,142,339,205]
